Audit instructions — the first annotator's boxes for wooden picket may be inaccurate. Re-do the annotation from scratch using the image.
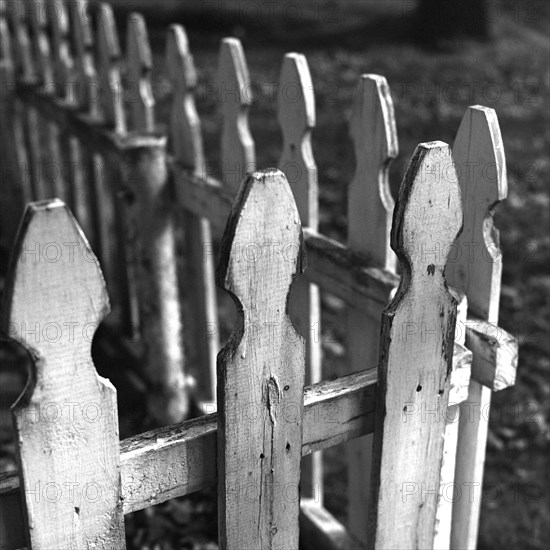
[2,200,125,549]
[447,106,510,550]
[6,3,37,204]
[25,0,62,201]
[47,0,79,210]
[277,52,322,504]
[93,1,136,335]
[218,38,255,191]
[166,24,219,406]
[0,12,23,242]
[346,74,397,544]
[0,3,519,549]
[217,170,306,548]
[67,0,100,245]
[369,141,462,549]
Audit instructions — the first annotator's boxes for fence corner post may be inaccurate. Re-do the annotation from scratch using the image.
[122,137,187,425]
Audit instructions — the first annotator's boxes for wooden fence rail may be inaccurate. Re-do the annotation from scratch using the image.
[0,1,518,548]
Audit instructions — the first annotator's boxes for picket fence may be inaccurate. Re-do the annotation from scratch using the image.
[0,1,519,549]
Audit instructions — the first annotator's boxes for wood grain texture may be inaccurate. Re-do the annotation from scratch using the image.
[126,12,155,132]
[216,170,305,549]
[1,199,125,549]
[369,142,463,550]
[277,52,322,502]
[448,106,508,550]
[346,74,398,544]
[218,38,255,192]
[166,24,219,403]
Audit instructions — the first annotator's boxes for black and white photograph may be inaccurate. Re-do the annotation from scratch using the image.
[0,1,548,548]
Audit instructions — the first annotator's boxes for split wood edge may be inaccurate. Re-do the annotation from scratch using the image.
[216,169,305,548]
[369,142,462,549]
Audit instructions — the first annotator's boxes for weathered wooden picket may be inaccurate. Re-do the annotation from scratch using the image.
[0,1,518,549]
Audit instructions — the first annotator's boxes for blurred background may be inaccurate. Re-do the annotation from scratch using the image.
[1,1,548,549]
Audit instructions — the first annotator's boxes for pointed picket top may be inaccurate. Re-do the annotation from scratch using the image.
[47,0,73,98]
[96,2,125,133]
[166,24,219,404]
[447,106,507,323]
[348,74,398,271]
[218,38,255,192]
[166,24,203,170]
[1,199,125,549]
[26,0,54,87]
[277,52,318,228]
[68,0,99,116]
[2,199,109,398]
[217,169,305,549]
[126,12,155,132]
[370,142,463,549]
[217,169,305,298]
[391,142,463,283]
[7,3,34,81]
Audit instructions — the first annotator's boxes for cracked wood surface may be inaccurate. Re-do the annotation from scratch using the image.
[216,170,305,549]
[0,200,125,549]
[369,142,463,549]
